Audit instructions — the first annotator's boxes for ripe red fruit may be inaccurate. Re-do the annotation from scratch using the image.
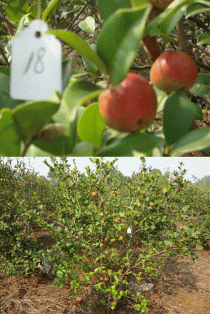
[105,211,109,215]
[149,202,155,206]
[150,50,198,94]
[137,203,142,208]
[76,297,83,303]
[92,191,97,197]
[105,237,109,242]
[65,280,70,285]
[114,218,120,223]
[99,72,157,132]
[100,243,104,247]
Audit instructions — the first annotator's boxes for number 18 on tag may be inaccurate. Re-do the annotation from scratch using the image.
[10,19,62,101]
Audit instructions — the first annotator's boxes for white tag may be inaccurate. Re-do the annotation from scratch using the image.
[10,19,62,101]
[127,228,131,234]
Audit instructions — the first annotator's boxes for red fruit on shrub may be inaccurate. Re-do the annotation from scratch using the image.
[76,297,83,303]
[99,72,157,132]
[150,50,198,94]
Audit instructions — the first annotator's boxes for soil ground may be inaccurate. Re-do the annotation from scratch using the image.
[1,223,210,314]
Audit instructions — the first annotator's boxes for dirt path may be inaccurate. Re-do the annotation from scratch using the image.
[144,249,210,314]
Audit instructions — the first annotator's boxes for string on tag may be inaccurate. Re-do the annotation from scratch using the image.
[37,0,42,33]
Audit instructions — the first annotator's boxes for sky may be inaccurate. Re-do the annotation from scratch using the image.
[4,157,210,183]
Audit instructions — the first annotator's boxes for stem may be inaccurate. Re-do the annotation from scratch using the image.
[176,18,188,52]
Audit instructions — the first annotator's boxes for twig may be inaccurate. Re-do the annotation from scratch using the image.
[0,6,16,35]
[0,45,9,66]
[176,17,188,52]
[188,16,210,33]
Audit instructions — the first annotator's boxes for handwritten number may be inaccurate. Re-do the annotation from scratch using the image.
[23,47,46,75]
[34,47,45,74]
[23,52,34,75]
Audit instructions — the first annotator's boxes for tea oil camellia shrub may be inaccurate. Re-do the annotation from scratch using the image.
[150,51,198,94]
[1,0,210,156]
[98,72,157,132]
[1,157,210,312]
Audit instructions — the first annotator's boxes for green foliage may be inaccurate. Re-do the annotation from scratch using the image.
[0,1,210,156]
[1,157,210,311]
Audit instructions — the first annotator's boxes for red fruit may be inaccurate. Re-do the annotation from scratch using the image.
[99,72,157,132]
[92,191,97,197]
[105,237,109,242]
[65,280,70,285]
[150,50,198,94]
[149,202,154,206]
[137,203,142,208]
[105,211,109,215]
[100,243,104,247]
[114,218,120,223]
[76,297,83,303]
[113,194,116,197]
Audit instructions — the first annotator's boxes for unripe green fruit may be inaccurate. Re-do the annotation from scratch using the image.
[98,73,157,133]
[150,51,198,94]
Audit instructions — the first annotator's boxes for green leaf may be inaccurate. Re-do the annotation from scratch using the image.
[77,102,105,149]
[62,58,72,93]
[96,0,131,22]
[96,3,151,86]
[45,29,107,75]
[61,80,103,123]
[146,0,194,37]
[153,86,168,113]
[186,1,210,18]
[28,3,47,21]
[71,0,86,5]
[197,32,210,46]
[24,143,55,156]
[190,73,210,102]
[163,92,202,146]
[0,66,10,77]
[82,44,99,74]
[97,132,164,156]
[32,135,73,156]
[170,127,210,156]
[42,0,60,22]
[0,72,26,110]
[5,1,28,23]
[68,106,85,151]
[0,109,21,156]
[79,17,96,34]
[12,101,60,141]
[70,141,94,156]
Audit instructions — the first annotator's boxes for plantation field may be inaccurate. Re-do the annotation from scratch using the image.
[1,157,210,313]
